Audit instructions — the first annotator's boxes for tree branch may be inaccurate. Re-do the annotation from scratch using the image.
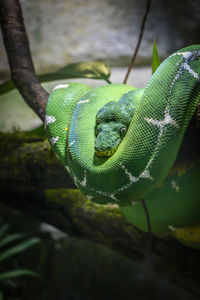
[0,0,48,121]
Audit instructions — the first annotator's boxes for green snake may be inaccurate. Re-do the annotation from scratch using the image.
[45,45,200,247]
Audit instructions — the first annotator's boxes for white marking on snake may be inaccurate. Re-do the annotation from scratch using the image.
[64,166,70,173]
[78,99,90,105]
[171,50,200,84]
[171,51,192,59]
[81,184,119,202]
[182,62,200,79]
[53,84,69,91]
[110,194,119,202]
[132,201,137,205]
[171,50,200,60]
[171,72,182,89]
[75,177,119,202]
[168,225,178,231]
[140,169,152,179]
[120,163,153,192]
[146,157,154,169]
[45,115,56,126]
[70,141,75,146]
[121,164,138,183]
[145,105,179,138]
[171,180,180,192]
[70,170,79,187]
[50,136,59,145]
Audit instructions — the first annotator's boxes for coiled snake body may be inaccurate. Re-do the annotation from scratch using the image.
[46,45,200,246]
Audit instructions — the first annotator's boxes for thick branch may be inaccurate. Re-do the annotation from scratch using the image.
[0,0,48,120]
[0,131,200,298]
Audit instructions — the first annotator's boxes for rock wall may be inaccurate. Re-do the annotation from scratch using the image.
[0,0,200,77]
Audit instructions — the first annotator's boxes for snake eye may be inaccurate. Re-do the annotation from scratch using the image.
[120,126,127,135]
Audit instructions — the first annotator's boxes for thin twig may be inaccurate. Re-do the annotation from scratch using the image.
[141,199,153,282]
[0,0,48,121]
[123,0,151,84]
[141,199,152,234]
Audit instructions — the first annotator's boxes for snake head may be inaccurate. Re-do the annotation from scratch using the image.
[95,122,127,157]
[94,90,141,157]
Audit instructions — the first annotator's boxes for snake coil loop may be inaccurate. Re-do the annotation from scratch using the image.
[46,45,200,247]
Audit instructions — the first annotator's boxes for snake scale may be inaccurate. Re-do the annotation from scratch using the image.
[45,45,200,248]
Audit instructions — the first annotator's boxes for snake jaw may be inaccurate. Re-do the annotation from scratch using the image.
[95,144,119,157]
[95,135,121,157]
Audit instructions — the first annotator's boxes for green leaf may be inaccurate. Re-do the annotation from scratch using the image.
[0,238,41,261]
[152,38,161,74]
[39,61,111,83]
[0,61,111,95]
[0,269,39,281]
[0,290,3,300]
[0,233,25,248]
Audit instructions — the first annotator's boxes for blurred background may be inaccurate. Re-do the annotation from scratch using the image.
[1,0,200,76]
[0,0,200,299]
[1,0,200,131]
